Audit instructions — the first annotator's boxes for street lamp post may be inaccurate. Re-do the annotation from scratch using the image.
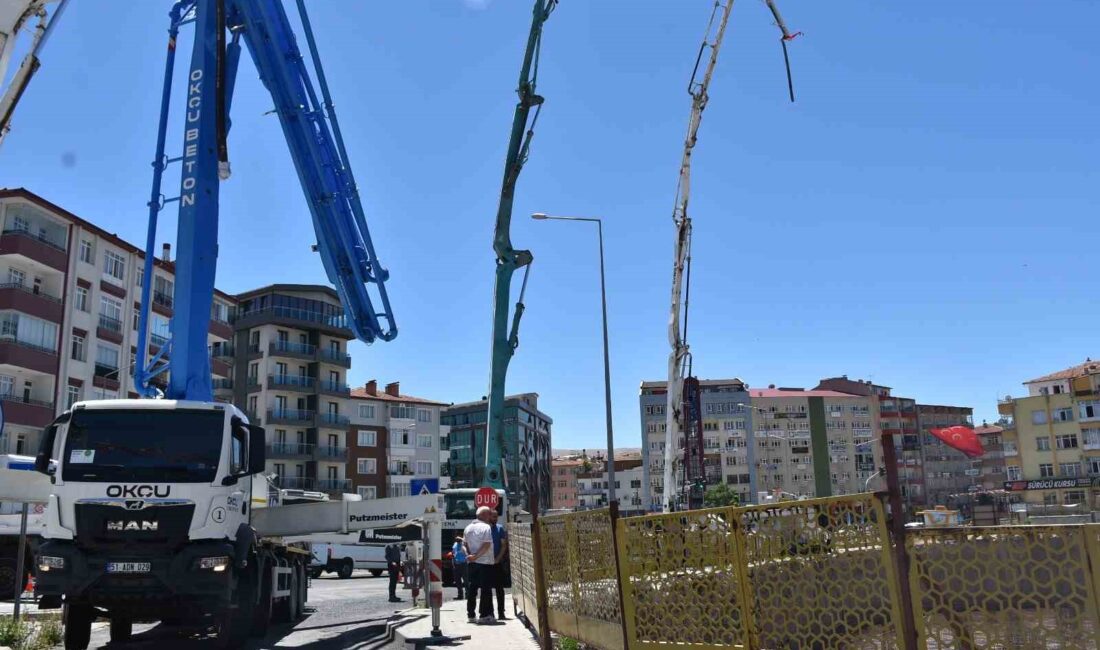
[532,212,617,507]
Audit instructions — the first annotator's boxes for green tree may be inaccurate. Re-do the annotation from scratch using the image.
[703,482,740,508]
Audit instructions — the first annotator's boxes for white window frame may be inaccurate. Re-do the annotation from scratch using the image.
[66,384,81,409]
[357,430,377,446]
[358,404,375,419]
[357,458,377,474]
[415,460,434,476]
[79,239,94,264]
[357,486,377,499]
[417,434,434,449]
[74,286,89,312]
[103,250,126,281]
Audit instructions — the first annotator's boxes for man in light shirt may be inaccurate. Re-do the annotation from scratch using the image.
[463,506,496,624]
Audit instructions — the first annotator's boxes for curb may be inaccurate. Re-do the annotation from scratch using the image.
[366,609,427,649]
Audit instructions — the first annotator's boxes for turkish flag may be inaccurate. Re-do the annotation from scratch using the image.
[929,425,984,458]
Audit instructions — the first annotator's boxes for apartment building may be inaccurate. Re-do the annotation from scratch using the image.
[347,380,448,499]
[998,360,1100,507]
[230,284,354,498]
[638,378,754,510]
[551,458,583,510]
[0,188,235,455]
[973,422,1008,491]
[575,458,645,515]
[442,393,552,512]
[748,387,877,499]
[915,404,976,507]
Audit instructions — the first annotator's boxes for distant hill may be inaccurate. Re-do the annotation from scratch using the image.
[552,447,641,459]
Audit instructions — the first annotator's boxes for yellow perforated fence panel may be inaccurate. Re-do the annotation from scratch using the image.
[908,524,1100,649]
[616,494,903,649]
[539,509,625,650]
[509,522,542,636]
[618,507,752,649]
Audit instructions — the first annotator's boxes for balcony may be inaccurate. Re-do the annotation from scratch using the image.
[209,342,234,358]
[0,393,55,427]
[267,442,313,459]
[0,228,67,271]
[318,347,351,368]
[269,340,316,361]
[318,412,350,427]
[316,445,348,461]
[318,479,351,493]
[267,373,315,392]
[97,314,123,343]
[0,282,63,322]
[318,379,350,397]
[212,377,233,391]
[233,306,350,338]
[0,336,58,374]
[279,477,315,490]
[153,290,174,310]
[266,408,315,426]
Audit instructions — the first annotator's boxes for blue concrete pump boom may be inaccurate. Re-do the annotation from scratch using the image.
[134,0,397,401]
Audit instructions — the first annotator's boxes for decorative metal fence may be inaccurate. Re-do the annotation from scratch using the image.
[510,496,1100,650]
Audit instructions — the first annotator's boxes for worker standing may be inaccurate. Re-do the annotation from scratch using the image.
[464,506,496,623]
[385,543,402,603]
[451,535,468,600]
[489,509,509,620]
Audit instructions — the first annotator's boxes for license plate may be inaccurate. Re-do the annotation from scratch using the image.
[106,562,151,574]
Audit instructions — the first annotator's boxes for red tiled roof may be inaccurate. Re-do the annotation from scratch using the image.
[974,425,1004,435]
[349,387,448,406]
[1025,359,1100,384]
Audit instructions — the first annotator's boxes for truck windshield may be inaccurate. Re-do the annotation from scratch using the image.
[62,409,225,483]
[444,491,503,523]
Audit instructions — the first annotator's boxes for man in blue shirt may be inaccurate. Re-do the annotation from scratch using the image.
[451,535,467,600]
[488,510,509,620]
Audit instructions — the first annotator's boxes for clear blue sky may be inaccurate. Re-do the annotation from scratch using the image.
[3,1,1098,449]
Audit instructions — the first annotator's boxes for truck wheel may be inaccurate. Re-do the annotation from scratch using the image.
[370,569,383,577]
[63,603,93,650]
[251,564,273,637]
[337,559,353,580]
[110,617,133,643]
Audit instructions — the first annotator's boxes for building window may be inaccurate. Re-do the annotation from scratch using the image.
[74,286,89,312]
[357,486,377,499]
[1036,438,1051,452]
[358,404,375,419]
[1089,459,1100,476]
[71,334,85,361]
[1043,492,1058,505]
[1080,401,1100,421]
[357,458,377,474]
[7,268,25,287]
[1031,410,1047,425]
[0,374,13,398]
[100,295,122,322]
[417,408,432,423]
[390,483,410,498]
[65,384,81,409]
[357,430,376,446]
[103,250,126,281]
[1056,434,1079,449]
[0,311,58,351]
[390,405,415,419]
[1006,465,1021,481]
[79,239,94,264]
[1065,490,1086,505]
[1059,463,1080,477]
[1039,463,1054,478]
[417,434,433,449]
[416,461,433,476]
[1054,408,1074,423]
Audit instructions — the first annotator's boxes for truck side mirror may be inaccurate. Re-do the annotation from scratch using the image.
[35,413,67,475]
[248,424,266,474]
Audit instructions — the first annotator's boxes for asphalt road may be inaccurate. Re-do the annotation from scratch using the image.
[75,570,413,649]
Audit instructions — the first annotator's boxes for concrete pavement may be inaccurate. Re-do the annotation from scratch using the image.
[389,596,539,650]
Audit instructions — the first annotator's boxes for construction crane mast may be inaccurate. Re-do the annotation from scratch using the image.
[0,0,68,148]
[663,0,798,512]
[482,0,557,493]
